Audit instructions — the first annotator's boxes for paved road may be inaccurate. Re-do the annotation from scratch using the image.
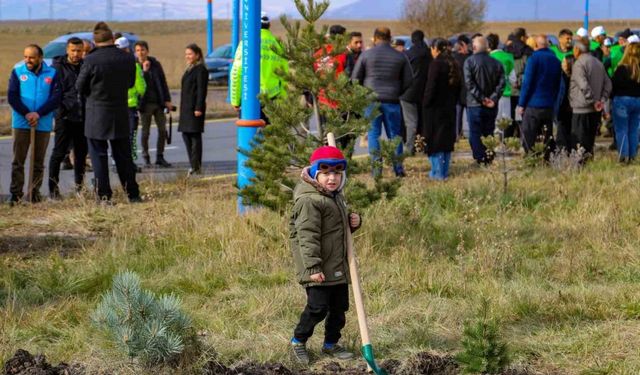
[0,119,238,199]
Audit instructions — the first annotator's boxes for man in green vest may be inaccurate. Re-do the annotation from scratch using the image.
[550,29,573,62]
[487,33,514,121]
[230,12,288,124]
[590,26,608,62]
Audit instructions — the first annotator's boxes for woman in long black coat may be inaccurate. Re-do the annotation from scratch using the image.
[179,43,209,175]
[423,38,462,180]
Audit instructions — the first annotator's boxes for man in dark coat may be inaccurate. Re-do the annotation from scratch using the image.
[134,40,173,167]
[517,35,562,159]
[352,27,412,177]
[453,34,472,139]
[76,22,141,203]
[48,37,88,199]
[464,36,505,164]
[400,30,432,154]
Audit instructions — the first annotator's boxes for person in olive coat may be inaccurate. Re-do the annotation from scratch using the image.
[423,38,462,180]
[179,43,209,175]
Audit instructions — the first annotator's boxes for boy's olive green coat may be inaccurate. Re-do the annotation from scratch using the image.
[289,174,356,288]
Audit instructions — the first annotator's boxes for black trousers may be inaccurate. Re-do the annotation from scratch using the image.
[182,132,202,172]
[571,112,601,157]
[88,137,140,201]
[556,110,573,151]
[293,284,349,344]
[521,107,555,158]
[49,120,88,194]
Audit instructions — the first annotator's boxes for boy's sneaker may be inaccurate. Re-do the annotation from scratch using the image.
[322,344,354,360]
[290,341,310,365]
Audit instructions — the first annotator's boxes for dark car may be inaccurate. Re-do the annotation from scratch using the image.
[205,43,234,85]
[393,35,430,50]
[15,31,139,68]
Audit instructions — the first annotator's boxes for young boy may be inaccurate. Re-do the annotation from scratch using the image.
[289,145,361,365]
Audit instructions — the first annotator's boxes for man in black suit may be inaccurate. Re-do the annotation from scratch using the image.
[76,22,141,203]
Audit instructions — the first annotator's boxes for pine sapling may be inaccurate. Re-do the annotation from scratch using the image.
[92,271,194,367]
[455,298,511,374]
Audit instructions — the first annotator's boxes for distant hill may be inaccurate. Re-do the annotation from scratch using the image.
[322,0,640,22]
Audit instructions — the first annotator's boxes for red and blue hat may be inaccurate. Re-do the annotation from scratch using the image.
[308,146,347,179]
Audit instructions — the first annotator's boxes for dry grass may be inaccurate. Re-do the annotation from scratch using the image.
[2,151,640,374]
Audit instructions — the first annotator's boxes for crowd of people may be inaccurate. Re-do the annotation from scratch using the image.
[306,24,640,180]
[8,17,640,203]
[7,22,209,204]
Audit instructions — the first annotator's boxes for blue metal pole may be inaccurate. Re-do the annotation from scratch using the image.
[584,0,589,31]
[227,0,240,103]
[207,0,214,56]
[237,0,264,214]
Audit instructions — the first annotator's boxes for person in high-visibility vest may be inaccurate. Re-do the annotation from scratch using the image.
[230,12,288,124]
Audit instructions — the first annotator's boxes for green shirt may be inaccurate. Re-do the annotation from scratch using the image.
[230,29,289,107]
[608,44,624,77]
[128,63,146,108]
[490,50,515,97]
[549,45,573,62]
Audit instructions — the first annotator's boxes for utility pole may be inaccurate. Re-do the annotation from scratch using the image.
[162,2,166,20]
[106,0,113,21]
[49,0,53,19]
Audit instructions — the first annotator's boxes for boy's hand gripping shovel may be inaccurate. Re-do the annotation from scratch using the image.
[326,133,387,375]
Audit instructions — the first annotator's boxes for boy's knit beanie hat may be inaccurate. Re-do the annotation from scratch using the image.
[309,146,347,179]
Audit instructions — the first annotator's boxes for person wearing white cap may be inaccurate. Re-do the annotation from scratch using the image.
[590,26,607,62]
[230,11,289,124]
[576,27,589,39]
[116,36,146,172]
[628,35,640,44]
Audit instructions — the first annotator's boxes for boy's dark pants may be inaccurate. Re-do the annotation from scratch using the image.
[294,284,349,344]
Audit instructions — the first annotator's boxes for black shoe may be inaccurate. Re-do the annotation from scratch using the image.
[62,155,73,170]
[291,341,310,365]
[188,168,201,176]
[396,171,407,178]
[50,190,62,200]
[8,194,20,205]
[129,196,144,204]
[30,192,43,203]
[143,155,151,167]
[155,156,172,168]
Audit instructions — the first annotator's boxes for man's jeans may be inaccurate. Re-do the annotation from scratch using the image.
[367,102,404,176]
[613,96,640,160]
[467,106,498,163]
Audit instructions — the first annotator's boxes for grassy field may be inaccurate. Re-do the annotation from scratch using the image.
[2,148,640,374]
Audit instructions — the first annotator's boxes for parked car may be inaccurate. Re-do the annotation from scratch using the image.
[205,43,234,85]
[15,31,139,68]
[393,35,430,50]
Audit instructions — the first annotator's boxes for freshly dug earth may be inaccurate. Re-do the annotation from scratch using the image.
[2,350,84,375]
[201,352,536,375]
[4,350,537,375]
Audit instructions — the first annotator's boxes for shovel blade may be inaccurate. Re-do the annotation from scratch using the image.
[361,344,387,375]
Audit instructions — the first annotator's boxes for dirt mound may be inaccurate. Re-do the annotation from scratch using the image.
[396,352,459,375]
[2,350,84,375]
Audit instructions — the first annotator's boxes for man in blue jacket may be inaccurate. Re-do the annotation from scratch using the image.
[517,35,561,159]
[8,44,61,203]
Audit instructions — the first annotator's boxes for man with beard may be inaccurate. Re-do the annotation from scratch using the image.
[48,37,88,199]
[8,44,61,203]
